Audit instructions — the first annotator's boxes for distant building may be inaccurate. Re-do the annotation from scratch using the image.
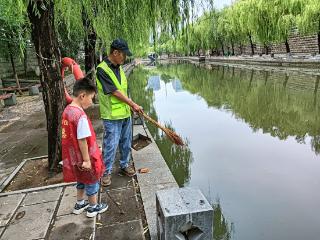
[171,79,183,92]
[147,75,161,91]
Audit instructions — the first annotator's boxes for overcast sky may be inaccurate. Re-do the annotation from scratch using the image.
[214,0,233,9]
[193,0,234,19]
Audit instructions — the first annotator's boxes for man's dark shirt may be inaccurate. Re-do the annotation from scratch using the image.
[97,58,121,94]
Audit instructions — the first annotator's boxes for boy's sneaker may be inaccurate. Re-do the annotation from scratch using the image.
[86,203,109,218]
[73,200,89,215]
[120,166,136,177]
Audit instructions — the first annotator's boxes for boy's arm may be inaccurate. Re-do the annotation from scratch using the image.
[78,138,91,170]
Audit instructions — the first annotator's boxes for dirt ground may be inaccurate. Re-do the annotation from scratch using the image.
[0,93,48,184]
[4,158,63,192]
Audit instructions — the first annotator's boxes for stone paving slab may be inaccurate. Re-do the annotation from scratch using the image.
[48,213,95,240]
[99,187,141,227]
[1,201,57,240]
[0,194,25,227]
[106,164,134,191]
[56,185,76,217]
[95,219,145,240]
[22,187,62,206]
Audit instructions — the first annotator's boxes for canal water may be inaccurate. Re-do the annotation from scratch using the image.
[129,62,320,240]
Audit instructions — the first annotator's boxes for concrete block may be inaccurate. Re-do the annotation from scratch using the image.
[0,194,25,227]
[28,85,39,95]
[48,213,94,240]
[22,188,62,206]
[3,93,16,106]
[1,201,57,240]
[139,183,178,240]
[156,187,213,240]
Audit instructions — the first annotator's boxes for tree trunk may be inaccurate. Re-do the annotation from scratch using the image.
[248,69,254,91]
[8,43,22,95]
[231,40,235,56]
[82,7,96,82]
[283,74,289,88]
[23,47,28,77]
[317,31,320,54]
[285,38,290,53]
[239,43,243,55]
[315,75,319,95]
[220,40,225,56]
[28,0,65,173]
[318,19,320,54]
[249,34,254,56]
[314,76,319,106]
[264,71,269,85]
[264,44,269,55]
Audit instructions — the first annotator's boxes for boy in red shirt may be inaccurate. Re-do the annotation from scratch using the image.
[62,77,108,218]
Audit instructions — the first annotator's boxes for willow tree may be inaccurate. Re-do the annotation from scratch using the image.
[249,0,279,55]
[27,0,66,173]
[233,0,257,55]
[226,2,252,55]
[55,0,96,80]
[297,0,320,53]
[188,14,211,55]
[0,0,27,93]
[268,0,302,54]
[217,7,241,55]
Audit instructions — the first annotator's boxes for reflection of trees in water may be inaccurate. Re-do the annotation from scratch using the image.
[130,66,239,239]
[152,122,193,186]
[157,63,320,155]
[212,202,234,240]
[129,66,193,186]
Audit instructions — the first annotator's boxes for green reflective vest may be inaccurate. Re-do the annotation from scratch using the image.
[96,61,131,120]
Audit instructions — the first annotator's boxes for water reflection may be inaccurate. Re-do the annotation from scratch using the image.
[213,203,234,240]
[129,68,193,186]
[129,63,320,240]
[147,75,160,91]
[171,79,183,92]
[155,63,320,155]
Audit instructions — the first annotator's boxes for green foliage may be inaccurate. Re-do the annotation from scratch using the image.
[54,0,194,57]
[296,0,320,35]
[0,0,28,60]
[160,0,320,55]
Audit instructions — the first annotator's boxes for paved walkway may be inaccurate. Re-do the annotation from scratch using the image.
[0,62,182,240]
[0,162,146,240]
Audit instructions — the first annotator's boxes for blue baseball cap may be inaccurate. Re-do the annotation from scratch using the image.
[111,38,132,56]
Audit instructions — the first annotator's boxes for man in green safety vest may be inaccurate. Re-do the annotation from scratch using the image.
[96,38,142,186]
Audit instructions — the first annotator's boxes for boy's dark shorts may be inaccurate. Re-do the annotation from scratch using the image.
[76,182,100,196]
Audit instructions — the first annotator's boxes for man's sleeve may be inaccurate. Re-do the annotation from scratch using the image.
[96,67,118,94]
